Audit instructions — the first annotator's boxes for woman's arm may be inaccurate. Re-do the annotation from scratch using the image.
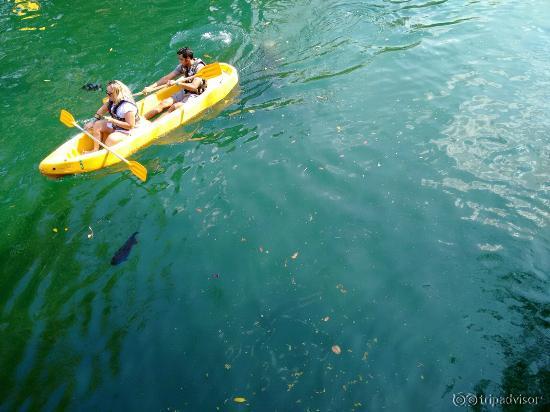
[85,102,109,129]
[93,102,109,118]
[105,110,136,130]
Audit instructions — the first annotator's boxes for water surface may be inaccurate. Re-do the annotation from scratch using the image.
[1,0,549,410]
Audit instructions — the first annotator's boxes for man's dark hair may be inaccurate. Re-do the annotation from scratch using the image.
[177,47,194,59]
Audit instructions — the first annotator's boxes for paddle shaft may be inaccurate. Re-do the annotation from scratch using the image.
[135,74,199,96]
[103,78,196,102]
[74,123,129,165]
[133,83,167,97]
[103,83,166,102]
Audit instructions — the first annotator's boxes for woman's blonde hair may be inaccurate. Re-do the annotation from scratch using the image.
[106,80,135,105]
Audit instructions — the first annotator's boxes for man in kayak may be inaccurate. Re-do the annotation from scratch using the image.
[141,47,207,119]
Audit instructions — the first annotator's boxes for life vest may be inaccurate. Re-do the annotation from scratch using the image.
[107,99,140,127]
[178,58,207,94]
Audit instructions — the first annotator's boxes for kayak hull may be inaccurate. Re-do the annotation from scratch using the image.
[39,63,239,177]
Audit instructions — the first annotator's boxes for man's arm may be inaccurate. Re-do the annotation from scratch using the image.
[172,77,203,94]
[142,70,180,94]
[167,62,206,93]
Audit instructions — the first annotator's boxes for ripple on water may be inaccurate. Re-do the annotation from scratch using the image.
[170,23,244,49]
[430,55,550,239]
[201,30,233,45]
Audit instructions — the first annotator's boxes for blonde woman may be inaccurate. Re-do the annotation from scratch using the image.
[84,80,141,152]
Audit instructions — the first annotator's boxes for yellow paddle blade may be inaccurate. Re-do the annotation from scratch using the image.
[59,109,76,127]
[58,109,148,183]
[128,160,147,182]
[196,62,222,79]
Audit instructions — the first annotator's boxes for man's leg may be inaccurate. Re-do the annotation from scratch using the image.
[168,102,184,112]
[168,92,193,113]
[144,97,175,120]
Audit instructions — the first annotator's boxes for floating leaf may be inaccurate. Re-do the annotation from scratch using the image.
[52,228,58,233]
[233,397,247,403]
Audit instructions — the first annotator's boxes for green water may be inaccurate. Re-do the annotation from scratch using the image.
[1,0,549,410]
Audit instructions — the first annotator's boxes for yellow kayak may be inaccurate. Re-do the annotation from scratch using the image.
[39,63,239,177]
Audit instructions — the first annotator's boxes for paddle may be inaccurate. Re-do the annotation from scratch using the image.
[59,109,148,182]
[142,62,223,94]
[101,62,224,103]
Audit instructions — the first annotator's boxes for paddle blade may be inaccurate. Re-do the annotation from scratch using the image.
[128,161,147,182]
[196,62,222,79]
[59,109,76,128]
